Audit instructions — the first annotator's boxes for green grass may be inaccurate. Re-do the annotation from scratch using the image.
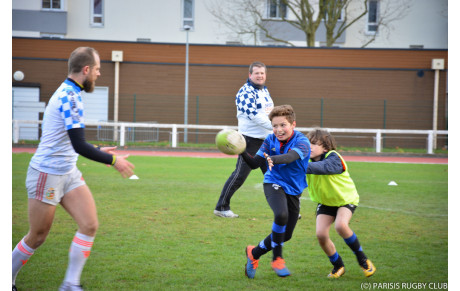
[13,140,448,155]
[12,153,448,290]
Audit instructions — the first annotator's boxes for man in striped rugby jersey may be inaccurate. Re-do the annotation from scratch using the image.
[12,47,134,291]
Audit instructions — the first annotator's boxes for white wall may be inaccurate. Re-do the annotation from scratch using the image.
[66,0,232,44]
[12,0,41,10]
[13,0,447,49]
[344,0,447,48]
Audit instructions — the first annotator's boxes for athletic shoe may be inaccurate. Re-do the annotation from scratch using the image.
[59,282,84,291]
[12,285,17,291]
[271,257,291,277]
[245,245,259,279]
[213,210,239,218]
[361,259,376,277]
[327,265,345,278]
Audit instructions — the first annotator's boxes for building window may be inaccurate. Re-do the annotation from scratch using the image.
[42,0,62,10]
[91,0,104,27]
[367,0,379,34]
[182,0,194,29]
[267,0,287,19]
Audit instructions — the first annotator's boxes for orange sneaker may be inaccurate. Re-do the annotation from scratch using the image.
[245,246,259,279]
[271,257,291,277]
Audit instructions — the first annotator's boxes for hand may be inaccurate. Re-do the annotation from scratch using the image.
[264,153,274,171]
[113,154,135,178]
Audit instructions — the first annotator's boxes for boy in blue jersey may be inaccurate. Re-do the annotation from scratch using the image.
[241,105,310,278]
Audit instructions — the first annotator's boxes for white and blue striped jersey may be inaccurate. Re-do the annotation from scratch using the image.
[235,79,274,139]
[29,79,85,175]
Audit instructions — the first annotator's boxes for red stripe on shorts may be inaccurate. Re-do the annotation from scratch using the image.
[36,172,47,201]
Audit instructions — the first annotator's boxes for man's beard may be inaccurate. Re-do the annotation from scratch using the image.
[83,78,95,93]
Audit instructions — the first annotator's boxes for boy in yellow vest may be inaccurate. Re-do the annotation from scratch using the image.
[306,129,376,278]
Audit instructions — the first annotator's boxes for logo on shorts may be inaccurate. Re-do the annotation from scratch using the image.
[45,188,55,200]
[272,184,280,190]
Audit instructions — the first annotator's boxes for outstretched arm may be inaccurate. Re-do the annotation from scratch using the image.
[307,152,344,175]
[241,151,267,170]
[264,150,300,171]
[67,128,135,178]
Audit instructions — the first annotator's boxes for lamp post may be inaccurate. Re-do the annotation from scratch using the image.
[183,25,191,143]
[112,50,123,142]
[431,58,444,151]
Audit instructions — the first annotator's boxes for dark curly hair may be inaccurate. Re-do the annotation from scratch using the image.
[306,128,337,151]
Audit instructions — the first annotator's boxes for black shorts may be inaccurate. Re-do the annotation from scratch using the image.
[316,203,357,217]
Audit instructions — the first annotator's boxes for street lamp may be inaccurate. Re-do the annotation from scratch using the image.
[430,59,445,151]
[183,25,191,143]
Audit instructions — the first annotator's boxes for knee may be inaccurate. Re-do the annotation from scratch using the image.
[334,221,350,236]
[80,219,99,236]
[316,230,329,245]
[25,230,49,249]
[274,212,288,226]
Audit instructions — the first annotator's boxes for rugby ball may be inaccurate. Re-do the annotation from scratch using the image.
[215,129,246,155]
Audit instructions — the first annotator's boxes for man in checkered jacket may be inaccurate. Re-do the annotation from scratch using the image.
[214,62,274,218]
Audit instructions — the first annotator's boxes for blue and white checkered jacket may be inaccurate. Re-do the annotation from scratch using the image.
[30,79,85,174]
[235,79,274,139]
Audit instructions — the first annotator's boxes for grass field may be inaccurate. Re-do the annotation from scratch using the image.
[12,153,448,290]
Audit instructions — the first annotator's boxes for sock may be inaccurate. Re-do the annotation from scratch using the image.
[344,233,367,266]
[271,222,286,260]
[63,232,95,285]
[328,251,344,268]
[12,238,35,285]
[252,235,272,260]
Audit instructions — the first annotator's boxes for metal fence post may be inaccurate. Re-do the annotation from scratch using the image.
[376,130,382,153]
[427,131,434,154]
[120,123,125,147]
[172,125,177,148]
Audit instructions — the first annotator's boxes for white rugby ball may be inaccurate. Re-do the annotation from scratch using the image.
[215,129,246,155]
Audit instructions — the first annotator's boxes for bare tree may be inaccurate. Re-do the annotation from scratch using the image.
[205,0,264,45]
[206,0,412,47]
[323,0,368,47]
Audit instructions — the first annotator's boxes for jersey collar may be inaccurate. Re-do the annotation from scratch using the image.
[65,78,84,93]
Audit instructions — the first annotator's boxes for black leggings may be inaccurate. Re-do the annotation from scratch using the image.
[264,183,301,242]
[252,184,301,260]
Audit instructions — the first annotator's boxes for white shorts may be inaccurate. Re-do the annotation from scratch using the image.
[26,166,86,206]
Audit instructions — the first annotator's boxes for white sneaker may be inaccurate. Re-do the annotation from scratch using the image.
[59,282,84,291]
[214,210,239,218]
